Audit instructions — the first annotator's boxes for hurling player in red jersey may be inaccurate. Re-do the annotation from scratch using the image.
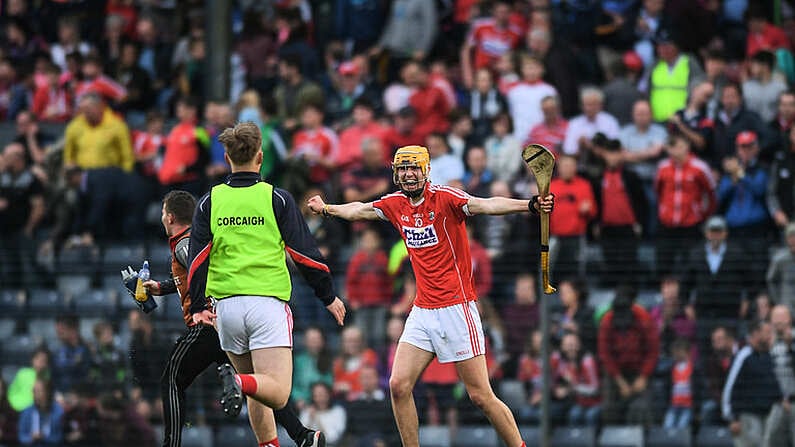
[307,145,553,447]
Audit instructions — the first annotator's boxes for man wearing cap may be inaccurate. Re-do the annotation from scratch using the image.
[767,224,795,312]
[718,130,771,288]
[647,27,704,123]
[681,215,748,358]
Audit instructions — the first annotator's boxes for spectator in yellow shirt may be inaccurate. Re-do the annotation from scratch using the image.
[63,93,143,242]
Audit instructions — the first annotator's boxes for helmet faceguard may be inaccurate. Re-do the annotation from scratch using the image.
[392,145,430,198]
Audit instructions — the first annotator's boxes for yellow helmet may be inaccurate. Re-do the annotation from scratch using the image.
[392,145,430,184]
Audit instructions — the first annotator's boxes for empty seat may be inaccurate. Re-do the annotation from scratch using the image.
[79,318,102,342]
[0,289,24,317]
[277,427,297,447]
[419,426,451,447]
[147,244,173,278]
[0,318,17,338]
[519,426,540,444]
[216,425,258,447]
[27,318,57,343]
[56,274,93,299]
[598,425,643,447]
[2,365,21,383]
[452,426,499,447]
[646,426,691,447]
[102,244,145,273]
[552,426,596,447]
[58,245,98,274]
[696,426,733,447]
[180,426,213,447]
[26,289,66,317]
[3,335,39,364]
[498,380,527,412]
[74,289,116,317]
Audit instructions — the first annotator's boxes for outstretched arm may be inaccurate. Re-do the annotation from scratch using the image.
[307,195,381,221]
[467,194,554,216]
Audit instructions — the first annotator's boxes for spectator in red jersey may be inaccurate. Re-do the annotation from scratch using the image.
[32,63,72,123]
[554,332,601,427]
[599,284,660,426]
[405,62,451,141]
[549,154,596,281]
[429,60,457,112]
[592,138,647,287]
[746,6,790,58]
[383,106,422,155]
[157,96,209,196]
[526,95,568,154]
[460,0,522,89]
[663,338,698,429]
[501,273,539,373]
[131,110,164,202]
[74,55,127,105]
[466,68,509,144]
[332,326,379,401]
[289,103,339,191]
[654,133,716,277]
[346,226,393,349]
[337,98,388,171]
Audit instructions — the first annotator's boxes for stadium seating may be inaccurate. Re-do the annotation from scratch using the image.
[551,426,596,447]
[56,273,92,299]
[498,379,527,411]
[215,425,259,447]
[27,318,58,346]
[3,334,38,365]
[26,288,66,317]
[0,318,17,338]
[419,426,451,447]
[695,426,734,447]
[519,426,541,444]
[180,426,213,447]
[597,425,643,447]
[101,244,146,274]
[452,426,499,447]
[74,289,117,318]
[0,289,24,318]
[645,426,692,447]
[277,427,298,447]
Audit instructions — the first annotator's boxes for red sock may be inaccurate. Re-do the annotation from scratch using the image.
[519,442,526,447]
[235,374,258,395]
[259,438,279,447]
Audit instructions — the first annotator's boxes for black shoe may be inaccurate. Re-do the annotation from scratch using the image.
[298,430,325,447]
[217,363,243,417]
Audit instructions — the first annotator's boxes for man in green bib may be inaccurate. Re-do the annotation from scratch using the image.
[187,121,346,447]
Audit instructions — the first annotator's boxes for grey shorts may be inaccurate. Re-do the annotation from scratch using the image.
[214,295,293,355]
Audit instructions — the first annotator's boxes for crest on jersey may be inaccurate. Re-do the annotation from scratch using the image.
[429,211,435,221]
[402,225,439,248]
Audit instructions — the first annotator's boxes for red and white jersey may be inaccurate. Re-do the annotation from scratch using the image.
[74,75,127,103]
[466,18,522,69]
[654,154,716,228]
[291,126,339,183]
[372,184,476,309]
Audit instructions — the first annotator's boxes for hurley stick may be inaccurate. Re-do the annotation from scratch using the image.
[522,144,556,294]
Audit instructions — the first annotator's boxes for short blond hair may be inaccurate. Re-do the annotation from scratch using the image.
[218,122,261,165]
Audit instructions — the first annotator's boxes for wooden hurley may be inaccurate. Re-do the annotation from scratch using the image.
[522,144,556,294]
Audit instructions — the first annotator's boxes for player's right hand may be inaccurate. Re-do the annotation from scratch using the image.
[143,280,160,295]
[192,309,216,327]
[306,195,325,215]
[325,297,346,326]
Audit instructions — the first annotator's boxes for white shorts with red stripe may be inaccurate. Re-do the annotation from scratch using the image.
[400,301,485,363]
[215,295,293,355]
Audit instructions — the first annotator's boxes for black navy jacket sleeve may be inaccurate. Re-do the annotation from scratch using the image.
[272,187,336,306]
[187,191,212,315]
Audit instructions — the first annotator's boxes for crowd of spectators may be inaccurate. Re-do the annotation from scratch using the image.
[4,0,795,446]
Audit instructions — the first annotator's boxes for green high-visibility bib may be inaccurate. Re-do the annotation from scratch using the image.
[650,56,690,122]
[207,182,291,301]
